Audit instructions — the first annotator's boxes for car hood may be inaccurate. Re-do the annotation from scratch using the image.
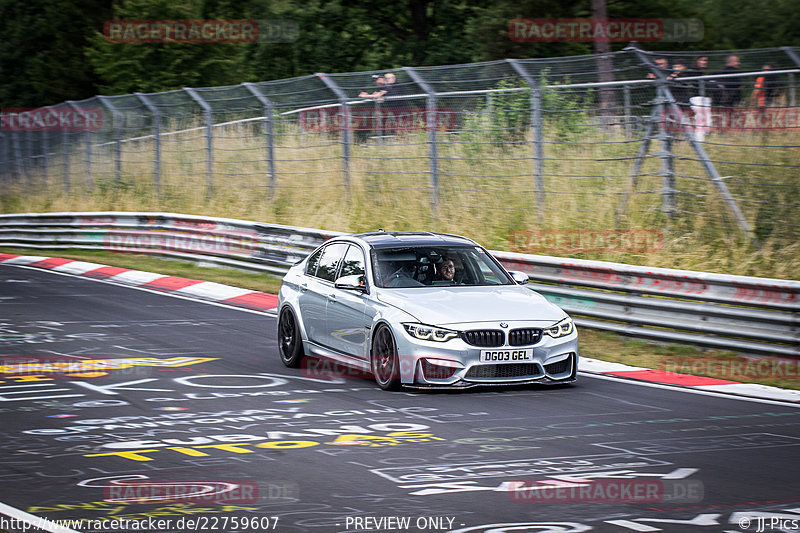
[375,285,566,326]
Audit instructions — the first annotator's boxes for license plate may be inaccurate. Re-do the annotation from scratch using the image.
[480,349,533,363]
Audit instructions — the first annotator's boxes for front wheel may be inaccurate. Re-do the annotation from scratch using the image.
[278,307,304,367]
[371,324,401,390]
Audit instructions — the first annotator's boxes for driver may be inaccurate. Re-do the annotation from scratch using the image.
[437,257,460,283]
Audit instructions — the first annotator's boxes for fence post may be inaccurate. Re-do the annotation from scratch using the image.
[60,122,70,193]
[134,93,161,195]
[11,128,24,184]
[317,73,351,187]
[0,129,6,194]
[623,85,632,139]
[40,124,49,185]
[403,67,440,213]
[242,83,277,198]
[657,86,676,219]
[629,45,752,237]
[184,88,214,199]
[508,59,545,223]
[66,101,91,188]
[97,96,122,183]
[618,101,660,220]
[781,48,800,106]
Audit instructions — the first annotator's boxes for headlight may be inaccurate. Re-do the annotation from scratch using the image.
[403,323,458,342]
[544,317,574,338]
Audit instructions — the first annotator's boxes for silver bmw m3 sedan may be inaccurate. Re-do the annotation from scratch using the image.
[277,231,578,390]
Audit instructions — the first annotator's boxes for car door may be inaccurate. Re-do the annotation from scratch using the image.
[325,244,369,358]
[298,242,348,345]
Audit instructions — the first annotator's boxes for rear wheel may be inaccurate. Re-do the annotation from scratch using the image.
[278,307,304,367]
[371,324,401,390]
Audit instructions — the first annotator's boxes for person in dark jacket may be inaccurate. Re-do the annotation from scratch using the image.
[714,55,743,108]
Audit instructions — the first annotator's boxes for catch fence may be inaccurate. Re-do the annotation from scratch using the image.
[1,44,799,257]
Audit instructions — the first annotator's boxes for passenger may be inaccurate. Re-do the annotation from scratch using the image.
[384,261,416,287]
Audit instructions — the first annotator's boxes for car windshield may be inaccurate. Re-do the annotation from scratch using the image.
[371,245,513,288]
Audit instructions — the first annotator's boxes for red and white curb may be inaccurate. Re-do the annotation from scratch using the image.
[580,357,800,404]
[0,253,278,313]
[1,253,797,404]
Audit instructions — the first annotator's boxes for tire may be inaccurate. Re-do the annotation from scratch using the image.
[371,324,401,390]
[278,307,304,368]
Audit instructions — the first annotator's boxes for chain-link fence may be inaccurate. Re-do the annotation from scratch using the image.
[1,44,799,276]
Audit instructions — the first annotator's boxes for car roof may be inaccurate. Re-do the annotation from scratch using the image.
[348,231,477,249]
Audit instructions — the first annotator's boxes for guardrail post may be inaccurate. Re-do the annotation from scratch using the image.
[508,59,545,223]
[184,88,214,199]
[66,101,91,188]
[98,96,122,183]
[242,83,277,198]
[404,67,440,213]
[317,73,351,187]
[134,93,161,196]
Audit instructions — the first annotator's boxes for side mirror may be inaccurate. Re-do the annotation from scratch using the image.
[509,270,529,285]
[335,274,367,292]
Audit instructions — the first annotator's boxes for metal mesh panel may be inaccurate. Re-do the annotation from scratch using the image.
[1,46,798,275]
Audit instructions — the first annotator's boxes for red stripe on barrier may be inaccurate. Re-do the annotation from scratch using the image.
[28,257,74,269]
[607,369,739,386]
[143,276,204,291]
[82,266,132,279]
[223,292,279,310]
[0,254,22,262]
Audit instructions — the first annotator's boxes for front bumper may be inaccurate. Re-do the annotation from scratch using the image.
[392,323,579,387]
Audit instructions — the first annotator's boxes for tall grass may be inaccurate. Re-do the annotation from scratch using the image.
[1,115,798,279]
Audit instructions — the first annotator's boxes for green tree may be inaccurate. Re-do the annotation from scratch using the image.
[86,0,252,93]
[0,0,112,106]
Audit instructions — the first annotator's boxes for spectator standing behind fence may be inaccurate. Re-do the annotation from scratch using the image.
[666,58,691,107]
[713,55,743,109]
[646,57,670,100]
[360,74,389,101]
[359,72,401,135]
[359,72,398,103]
[647,57,671,80]
[687,55,712,142]
[754,62,782,107]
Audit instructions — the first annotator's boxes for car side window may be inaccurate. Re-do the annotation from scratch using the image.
[315,243,349,282]
[305,248,323,277]
[339,245,366,279]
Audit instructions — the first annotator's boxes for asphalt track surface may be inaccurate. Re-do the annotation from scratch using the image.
[1,264,799,533]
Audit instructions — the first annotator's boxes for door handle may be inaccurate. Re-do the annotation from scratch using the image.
[327,293,337,302]
[299,283,308,292]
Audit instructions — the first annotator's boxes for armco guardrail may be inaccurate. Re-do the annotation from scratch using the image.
[0,212,344,276]
[1,212,797,356]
